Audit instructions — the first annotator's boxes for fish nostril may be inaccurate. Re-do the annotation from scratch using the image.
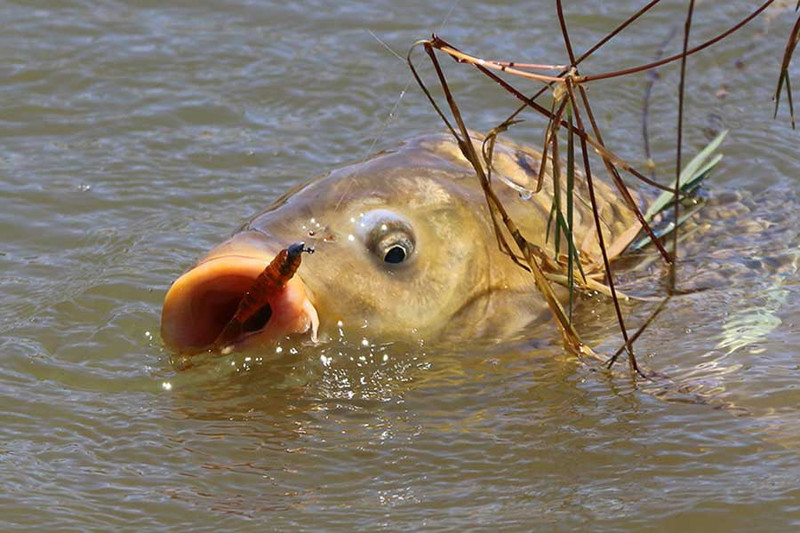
[241,304,272,334]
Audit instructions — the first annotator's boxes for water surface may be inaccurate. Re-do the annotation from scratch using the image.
[2,1,800,530]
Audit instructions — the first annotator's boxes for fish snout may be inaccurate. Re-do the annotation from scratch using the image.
[160,253,319,355]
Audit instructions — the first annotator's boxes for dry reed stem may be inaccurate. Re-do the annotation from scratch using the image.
[774,11,799,128]
[409,1,796,379]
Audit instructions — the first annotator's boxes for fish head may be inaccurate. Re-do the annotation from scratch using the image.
[161,136,531,356]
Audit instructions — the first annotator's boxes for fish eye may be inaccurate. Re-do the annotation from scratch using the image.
[383,244,407,264]
[357,209,416,266]
[377,233,414,264]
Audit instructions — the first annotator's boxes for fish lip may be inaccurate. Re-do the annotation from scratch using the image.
[160,253,319,356]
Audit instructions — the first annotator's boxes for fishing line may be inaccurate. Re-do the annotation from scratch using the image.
[332,0,461,214]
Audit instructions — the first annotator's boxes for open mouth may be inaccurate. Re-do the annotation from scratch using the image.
[160,254,319,355]
[240,303,273,334]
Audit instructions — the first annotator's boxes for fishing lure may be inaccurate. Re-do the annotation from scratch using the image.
[212,241,314,350]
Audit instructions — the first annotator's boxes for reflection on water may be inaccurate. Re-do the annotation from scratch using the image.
[2,0,800,530]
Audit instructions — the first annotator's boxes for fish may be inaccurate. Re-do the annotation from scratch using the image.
[161,133,645,357]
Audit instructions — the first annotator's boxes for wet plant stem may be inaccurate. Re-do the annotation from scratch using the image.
[670,0,695,293]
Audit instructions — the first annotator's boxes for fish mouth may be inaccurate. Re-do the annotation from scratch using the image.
[160,254,319,355]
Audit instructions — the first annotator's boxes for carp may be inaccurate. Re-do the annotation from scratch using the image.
[161,134,644,356]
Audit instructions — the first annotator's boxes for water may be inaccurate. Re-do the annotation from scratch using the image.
[2,1,800,530]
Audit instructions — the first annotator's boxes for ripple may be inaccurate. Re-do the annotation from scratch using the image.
[2,1,800,530]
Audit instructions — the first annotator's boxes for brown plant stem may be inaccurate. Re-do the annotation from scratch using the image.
[669,0,695,293]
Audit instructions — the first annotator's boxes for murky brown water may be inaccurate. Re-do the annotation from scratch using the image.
[2,1,800,530]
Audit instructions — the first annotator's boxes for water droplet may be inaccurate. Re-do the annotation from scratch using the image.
[519,190,532,200]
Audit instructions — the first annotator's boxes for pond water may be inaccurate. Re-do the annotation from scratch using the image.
[2,1,800,530]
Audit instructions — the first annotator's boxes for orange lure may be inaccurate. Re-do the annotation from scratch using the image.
[212,242,314,350]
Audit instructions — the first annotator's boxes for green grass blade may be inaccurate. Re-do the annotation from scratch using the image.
[644,130,727,221]
[629,200,706,252]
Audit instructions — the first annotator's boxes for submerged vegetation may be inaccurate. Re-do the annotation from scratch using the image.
[408,1,799,379]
